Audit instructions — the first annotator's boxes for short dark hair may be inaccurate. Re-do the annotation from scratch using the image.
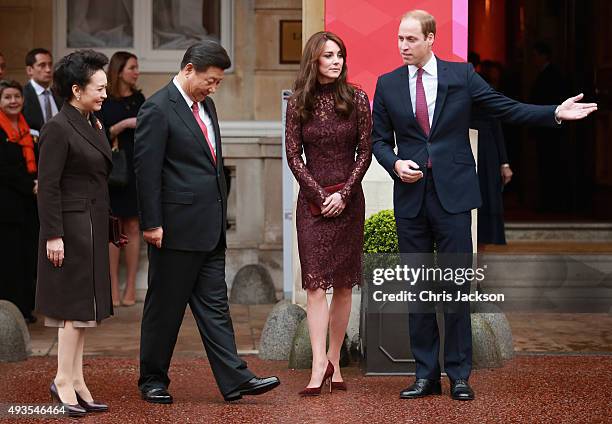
[180,41,231,72]
[25,48,52,67]
[53,50,108,100]
[0,80,23,98]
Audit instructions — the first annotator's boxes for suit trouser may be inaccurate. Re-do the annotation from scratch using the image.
[138,239,254,396]
[395,171,473,382]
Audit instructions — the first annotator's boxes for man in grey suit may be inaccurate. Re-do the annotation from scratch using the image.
[134,41,280,404]
[22,48,62,132]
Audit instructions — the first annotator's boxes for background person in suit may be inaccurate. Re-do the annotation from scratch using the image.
[22,48,62,133]
[35,50,114,417]
[0,80,38,323]
[471,60,513,246]
[372,9,596,402]
[134,41,280,404]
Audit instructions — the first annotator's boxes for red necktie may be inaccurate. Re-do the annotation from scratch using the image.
[415,67,432,168]
[191,102,216,164]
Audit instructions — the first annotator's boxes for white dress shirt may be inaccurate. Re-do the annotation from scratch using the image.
[30,79,59,121]
[172,77,216,154]
[407,54,438,127]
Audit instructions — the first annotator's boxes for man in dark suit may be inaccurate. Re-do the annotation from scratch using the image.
[372,10,596,401]
[22,48,62,132]
[134,42,280,404]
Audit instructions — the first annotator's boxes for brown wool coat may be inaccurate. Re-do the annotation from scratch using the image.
[35,103,113,321]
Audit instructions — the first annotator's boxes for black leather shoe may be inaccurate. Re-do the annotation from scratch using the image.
[399,379,442,399]
[224,376,281,401]
[450,379,475,401]
[141,387,173,404]
[76,392,108,412]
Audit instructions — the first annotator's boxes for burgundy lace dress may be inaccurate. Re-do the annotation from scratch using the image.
[285,83,372,290]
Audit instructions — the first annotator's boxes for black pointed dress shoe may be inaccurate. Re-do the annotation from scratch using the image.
[49,382,87,417]
[450,379,475,401]
[399,378,442,399]
[224,376,281,401]
[141,387,173,404]
[75,392,109,412]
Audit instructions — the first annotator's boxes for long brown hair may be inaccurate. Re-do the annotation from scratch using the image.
[106,51,138,99]
[292,31,355,122]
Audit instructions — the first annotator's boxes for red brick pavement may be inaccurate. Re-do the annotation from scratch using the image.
[0,355,610,423]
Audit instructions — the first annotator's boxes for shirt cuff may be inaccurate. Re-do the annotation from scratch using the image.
[554,106,562,125]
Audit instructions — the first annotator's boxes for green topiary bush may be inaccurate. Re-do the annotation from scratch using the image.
[363,209,398,253]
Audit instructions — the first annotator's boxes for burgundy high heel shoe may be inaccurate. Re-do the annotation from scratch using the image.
[299,361,334,396]
[331,381,347,391]
[49,382,87,417]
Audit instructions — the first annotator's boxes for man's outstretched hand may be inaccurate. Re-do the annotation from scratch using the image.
[556,93,597,121]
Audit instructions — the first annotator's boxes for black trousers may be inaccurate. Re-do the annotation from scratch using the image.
[138,239,254,396]
[395,171,473,382]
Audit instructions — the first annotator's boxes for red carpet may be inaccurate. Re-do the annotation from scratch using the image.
[1,355,610,423]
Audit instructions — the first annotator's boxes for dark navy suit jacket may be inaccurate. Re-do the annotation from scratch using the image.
[372,56,558,218]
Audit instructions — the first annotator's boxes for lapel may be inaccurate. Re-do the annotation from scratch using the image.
[62,103,112,163]
[202,97,222,170]
[398,65,428,139]
[429,56,448,138]
[167,82,216,166]
[24,82,44,128]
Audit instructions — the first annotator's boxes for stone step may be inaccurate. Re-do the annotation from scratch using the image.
[505,222,612,242]
[478,253,612,312]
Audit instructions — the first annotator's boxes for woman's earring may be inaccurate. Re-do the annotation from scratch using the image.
[77,96,81,101]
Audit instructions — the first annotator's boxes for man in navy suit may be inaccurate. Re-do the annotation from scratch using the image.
[372,10,596,401]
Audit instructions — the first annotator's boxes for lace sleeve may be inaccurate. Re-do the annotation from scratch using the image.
[285,98,327,206]
[339,89,372,202]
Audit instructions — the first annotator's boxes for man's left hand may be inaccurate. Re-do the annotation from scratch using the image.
[556,93,597,121]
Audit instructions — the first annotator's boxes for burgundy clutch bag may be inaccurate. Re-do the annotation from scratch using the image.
[309,183,345,216]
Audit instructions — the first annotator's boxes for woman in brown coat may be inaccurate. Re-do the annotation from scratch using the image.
[35,50,113,417]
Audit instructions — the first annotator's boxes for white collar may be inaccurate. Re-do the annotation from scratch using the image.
[172,76,197,109]
[408,54,438,78]
[30,79,50,95]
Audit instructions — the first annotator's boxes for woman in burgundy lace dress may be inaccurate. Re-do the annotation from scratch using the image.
[285,31,372,395]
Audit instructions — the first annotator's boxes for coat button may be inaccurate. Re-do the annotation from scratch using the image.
[217,197,222,202]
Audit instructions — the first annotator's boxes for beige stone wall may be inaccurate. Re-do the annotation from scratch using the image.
[0,0,300,121]
[0,0,53,83]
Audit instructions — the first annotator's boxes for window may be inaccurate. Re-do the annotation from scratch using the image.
[54,0,233,72]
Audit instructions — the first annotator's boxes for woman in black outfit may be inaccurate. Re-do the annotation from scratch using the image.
[98,52,144,307]
[0,80,37,322]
